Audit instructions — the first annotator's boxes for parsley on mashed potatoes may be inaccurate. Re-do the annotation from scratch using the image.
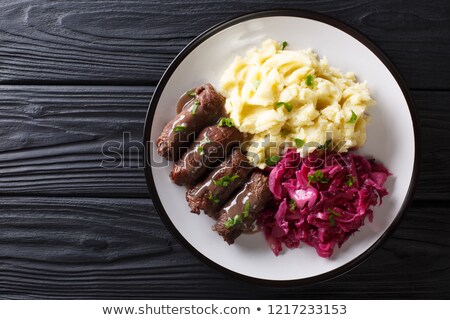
[220,39,374,168]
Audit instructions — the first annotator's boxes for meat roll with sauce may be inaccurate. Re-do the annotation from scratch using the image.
[156,84,226,161]
[213,171,272,244]
[186,148,254,218]
[170,125,244,187]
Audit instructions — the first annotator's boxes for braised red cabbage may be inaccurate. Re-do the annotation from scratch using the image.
[258,149,390,258]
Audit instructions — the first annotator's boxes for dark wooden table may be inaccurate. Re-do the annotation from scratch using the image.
[0,0,449,299]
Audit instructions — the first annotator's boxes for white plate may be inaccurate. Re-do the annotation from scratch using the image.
[143,10,419,285]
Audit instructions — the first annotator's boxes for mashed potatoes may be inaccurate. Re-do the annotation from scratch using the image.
[220,39,374,168]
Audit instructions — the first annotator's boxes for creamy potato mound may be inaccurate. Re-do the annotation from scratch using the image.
[220,39,374,168]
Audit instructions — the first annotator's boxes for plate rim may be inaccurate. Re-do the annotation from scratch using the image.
[142,9,421,287]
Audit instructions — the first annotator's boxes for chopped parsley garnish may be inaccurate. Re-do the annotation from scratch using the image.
[224,214,243,229]
[329,215,336,227]
[243,201,250,218]
[208,192,220,204]
[307,170,330,185]
[327,208,341,227]
[345,175,356,187]
[253,80,261,89]
[265,155,282,166]
[218,117,235,127]
[197,137,210,155]
[213,174,239,187]
[347,110,358,124]
[174,124,186,132]
[191,100,200,115]
[294,138,305,148]
[317,139,332,150]
[275,101,293,112]
[327,208,341,217]
[281,41,288,50]
[305,74,315,87]
[186,89,196,97]
[289,199,297,211]
[225,202,250,228]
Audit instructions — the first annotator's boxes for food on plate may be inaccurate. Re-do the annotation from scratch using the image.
[157,83,271,244]
[213,171,272,244]
[186,148,254,217]
[170,124,244,186]
[155,39,391,258]
[220,39,374,168]
[258,149,390,257]
[156,83,226,161]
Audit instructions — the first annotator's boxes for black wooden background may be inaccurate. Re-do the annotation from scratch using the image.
[0,0,449,299]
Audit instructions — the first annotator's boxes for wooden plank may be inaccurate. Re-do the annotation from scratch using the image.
[0,197,448,299]
[0,86,447,200]
[0,86,152,197]
[0,0,449,88]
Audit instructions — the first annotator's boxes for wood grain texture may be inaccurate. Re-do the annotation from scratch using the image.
[0,85,152,197]
[0,197,448,299]
[0,0,449,88]
[0,86,446,200]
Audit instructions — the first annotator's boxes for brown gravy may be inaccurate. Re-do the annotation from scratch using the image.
[176,90,195,114]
